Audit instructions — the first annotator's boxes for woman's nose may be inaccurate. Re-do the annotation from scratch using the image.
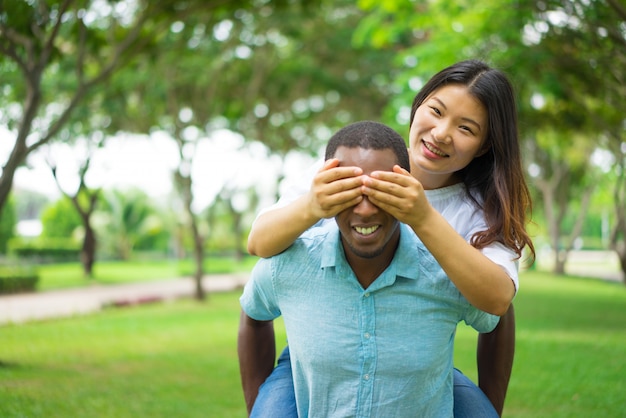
[432,122,452,144]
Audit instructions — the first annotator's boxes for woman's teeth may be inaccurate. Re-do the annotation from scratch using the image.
[355,226,379,235]
[424,141,448,157]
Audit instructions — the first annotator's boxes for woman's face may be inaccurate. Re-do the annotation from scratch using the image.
[408,84,488,190]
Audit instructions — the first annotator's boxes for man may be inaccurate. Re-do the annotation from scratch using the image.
[238,121,499,417]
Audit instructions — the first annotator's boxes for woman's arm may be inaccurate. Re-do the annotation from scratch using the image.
[407,203,514,315]
[363,166,515,315]
[247,159,364,258]
[247,194,323,257]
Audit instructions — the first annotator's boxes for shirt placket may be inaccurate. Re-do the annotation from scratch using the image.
[356,290,376,417]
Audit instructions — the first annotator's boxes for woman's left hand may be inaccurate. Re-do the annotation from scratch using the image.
[361,165,433,228]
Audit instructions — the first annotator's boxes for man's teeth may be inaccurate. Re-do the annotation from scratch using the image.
[355,226,379,235]
[424,141,447,157]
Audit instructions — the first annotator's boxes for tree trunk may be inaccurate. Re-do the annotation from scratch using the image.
[233,212,244,262]
[554,250,567,275]
[177,170,205,301]
[618,252,626,285]
[191,217,206,301]
[81,224,96,278]
[0,78,41,213]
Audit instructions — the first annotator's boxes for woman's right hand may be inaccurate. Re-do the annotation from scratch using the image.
[307,158,364,219]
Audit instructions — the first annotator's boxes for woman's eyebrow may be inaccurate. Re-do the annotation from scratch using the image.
[432,97,482,132]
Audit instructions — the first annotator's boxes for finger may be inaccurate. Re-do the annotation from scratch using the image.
[325,194,364,217]
[321,176,366,196]
[316,166,364,185]
[365,191,412,223]
[316,189,364,217]
[369,169,413,186]
[393,164,411,176]
[362,186,404,210]
[319,184,363,207]
[321,158,340,171]
[361,175,407,199]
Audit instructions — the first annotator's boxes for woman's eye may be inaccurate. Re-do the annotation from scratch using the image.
[460,125,474,134]
[429,106,441,116]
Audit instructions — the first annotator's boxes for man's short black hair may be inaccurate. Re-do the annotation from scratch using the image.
[325,121,410,171]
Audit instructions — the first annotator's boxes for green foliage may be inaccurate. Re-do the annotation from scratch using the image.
[40,197,82,239]
[354,0,626,264]
[0,265,39,294]
[0,195,16,253]
[117,0,396,159]
[97,188,168,259]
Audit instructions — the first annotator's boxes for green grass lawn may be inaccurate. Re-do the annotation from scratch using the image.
[1,271,625,417]
[34,256,259,291]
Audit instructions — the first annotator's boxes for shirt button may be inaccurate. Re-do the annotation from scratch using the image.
[364,332,371,339]
[364,292,370,297]
[364,374,370,380]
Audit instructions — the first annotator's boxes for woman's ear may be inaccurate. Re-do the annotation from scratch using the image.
[474,144,491,158]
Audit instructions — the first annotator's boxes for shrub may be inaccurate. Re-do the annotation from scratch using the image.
[7,237,80,263]
[0,265,39,294]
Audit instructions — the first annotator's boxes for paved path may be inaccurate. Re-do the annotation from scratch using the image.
[0,274,249,326]
[1,261,622,327]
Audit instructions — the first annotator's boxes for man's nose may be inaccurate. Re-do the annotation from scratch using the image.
[352,196,379,218]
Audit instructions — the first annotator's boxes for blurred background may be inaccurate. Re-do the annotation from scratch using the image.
[1,1,625,417]
[1,0,624,290]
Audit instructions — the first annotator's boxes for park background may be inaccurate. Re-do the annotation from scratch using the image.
[1,0,625,417]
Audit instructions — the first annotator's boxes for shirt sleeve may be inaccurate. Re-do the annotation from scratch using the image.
[463,305,500,333]
[239,258,281,321]
[481,241,520,293]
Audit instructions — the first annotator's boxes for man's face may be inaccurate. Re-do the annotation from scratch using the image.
[334,146,400,259]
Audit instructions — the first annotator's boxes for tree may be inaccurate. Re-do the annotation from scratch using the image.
[0,195,16,253]
[524,0,626,279]
[98,188,159,260]
[40,196,81,239]
[216,183,259,261]
[0,0,249,216]
[48,150,100,278]
[357,0,626,277]
[526,129,598,273]
[102,0,396,300]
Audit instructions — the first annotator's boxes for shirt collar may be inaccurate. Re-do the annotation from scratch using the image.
[320,223,420,282]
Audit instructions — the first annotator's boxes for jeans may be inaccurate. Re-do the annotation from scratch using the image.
[250,346,499,418]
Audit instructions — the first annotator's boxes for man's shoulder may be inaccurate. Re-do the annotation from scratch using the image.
[265,223,335,265]
[294,222,336,248]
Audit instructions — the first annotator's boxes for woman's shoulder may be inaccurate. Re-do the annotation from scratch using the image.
[426,184,485,237]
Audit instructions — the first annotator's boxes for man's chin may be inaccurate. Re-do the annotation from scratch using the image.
[348,245,385,259]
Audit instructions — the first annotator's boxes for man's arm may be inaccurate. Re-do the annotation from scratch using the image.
[237,310,276,415]
[477,304,515,416]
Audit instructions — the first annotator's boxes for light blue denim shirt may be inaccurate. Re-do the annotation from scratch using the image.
[240,222,499,417]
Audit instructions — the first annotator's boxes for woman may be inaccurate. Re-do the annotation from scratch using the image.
[246,59,534,417]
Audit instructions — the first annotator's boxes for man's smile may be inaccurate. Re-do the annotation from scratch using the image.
[354,225,380,236]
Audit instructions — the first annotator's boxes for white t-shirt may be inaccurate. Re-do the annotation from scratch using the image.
[255,159,519,291]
